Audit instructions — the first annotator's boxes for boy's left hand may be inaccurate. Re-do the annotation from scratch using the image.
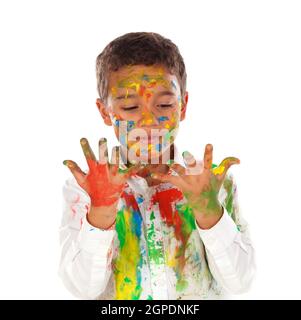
[152,144,240,229]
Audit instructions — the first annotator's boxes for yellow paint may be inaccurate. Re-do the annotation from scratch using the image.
[166,252,177,268]
[115,208,141,300]
[141,112,155,126]
[111,87,117,97]
[212,165,225,175]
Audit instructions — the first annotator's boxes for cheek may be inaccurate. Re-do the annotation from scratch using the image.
[111,114,139,147]
[159,112,180,130]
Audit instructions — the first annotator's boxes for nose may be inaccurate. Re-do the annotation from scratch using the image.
[139,107,160,127]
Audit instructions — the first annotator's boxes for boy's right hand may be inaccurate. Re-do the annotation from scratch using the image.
[63,137,141,229]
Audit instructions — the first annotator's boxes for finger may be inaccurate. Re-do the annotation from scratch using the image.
[111,146,120,165]
[110,146,120,175]
[98,137,108,164]
[170,162,186,176]
[122,163,143,178]
[212,157,240,176]
[151,172,188,190]
[203,143,213,170]
[182,151,197,168]
[80,138,97,170]
[63,160,86,186]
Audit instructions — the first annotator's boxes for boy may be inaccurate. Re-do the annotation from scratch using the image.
[59,32,255,300]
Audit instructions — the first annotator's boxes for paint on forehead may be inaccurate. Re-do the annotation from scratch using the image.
[111,86,118,97]
[117,73,170,89]
[110,68,177,102]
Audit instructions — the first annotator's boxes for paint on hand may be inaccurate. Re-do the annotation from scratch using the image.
[86,159,124,207]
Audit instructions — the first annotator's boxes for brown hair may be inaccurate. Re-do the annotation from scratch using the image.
[96,32,187,104]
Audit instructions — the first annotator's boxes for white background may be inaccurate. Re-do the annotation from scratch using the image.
[0,0,300,299]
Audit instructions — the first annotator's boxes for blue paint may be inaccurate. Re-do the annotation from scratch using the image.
[137,196,144,204]
[132,211,142,238]
[127,120,135,131]
[120,134,127,146]
[157,116,169,122]
[155,143,162,151]
[141,74,149,82]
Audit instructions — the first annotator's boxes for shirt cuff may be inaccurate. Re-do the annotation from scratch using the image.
[77,214,116,254]
[196,210,239,256]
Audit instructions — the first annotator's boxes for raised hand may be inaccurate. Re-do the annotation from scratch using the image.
[63,137,141,207]
[152,144,240,228]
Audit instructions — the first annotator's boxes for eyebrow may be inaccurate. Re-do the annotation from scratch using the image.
[114,90,176,100]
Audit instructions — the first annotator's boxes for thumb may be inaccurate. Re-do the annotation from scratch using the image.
[212,157,240,176]
[63,160,86,186]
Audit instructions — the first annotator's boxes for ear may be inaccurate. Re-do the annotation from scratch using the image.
[180,91,188,121]
[96,98,112,126]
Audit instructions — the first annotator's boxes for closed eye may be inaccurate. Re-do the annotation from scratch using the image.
[122,106,139,111]
[158,104,173,108]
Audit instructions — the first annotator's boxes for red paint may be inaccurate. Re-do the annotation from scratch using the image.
[70,193,80,218]
[138,85,146,96]
[85,159,124,207]
[147,81,157,88]
[151,188,189,271]
[122,191,140,211]
[151,188,183,226]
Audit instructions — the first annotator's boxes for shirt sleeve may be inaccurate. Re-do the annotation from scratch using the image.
[196,171,256,294]
[58,176,116,299]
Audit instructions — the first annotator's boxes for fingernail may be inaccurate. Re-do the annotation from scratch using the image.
[80,138,87,145]
[63,160,68,166]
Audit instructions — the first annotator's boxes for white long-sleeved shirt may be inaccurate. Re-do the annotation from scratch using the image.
[58,151,256,300]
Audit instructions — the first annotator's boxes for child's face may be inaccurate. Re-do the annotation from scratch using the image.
[97,64,187,164]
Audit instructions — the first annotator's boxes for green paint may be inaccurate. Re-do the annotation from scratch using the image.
[176,203,196,235]
[147,212,164,265]
[116,210,126,248]
[223,177,234,217]
[150,211,155,221]
[183,164,222,216]
[114,207,143,300]
[176,278,189,292]
[124,277,131,283]
[131,285,142,300]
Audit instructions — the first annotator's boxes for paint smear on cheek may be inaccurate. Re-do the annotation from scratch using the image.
[158,116,169,123]
[110,113,138,149]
